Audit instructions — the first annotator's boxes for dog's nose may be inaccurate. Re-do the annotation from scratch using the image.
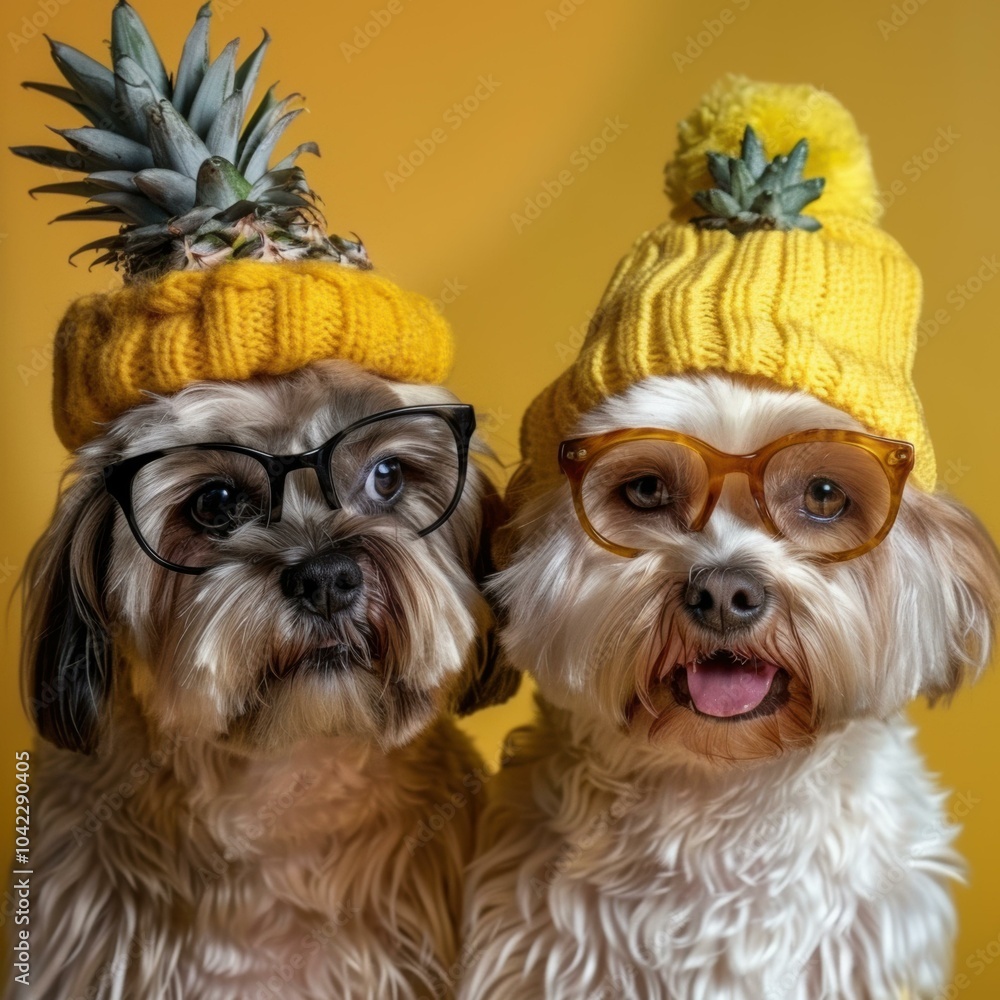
[684,568,768,634]
[280,553,363,619]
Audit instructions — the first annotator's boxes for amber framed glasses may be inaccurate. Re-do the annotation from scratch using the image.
[558,428,915,561]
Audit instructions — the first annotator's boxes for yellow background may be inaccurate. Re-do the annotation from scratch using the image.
[2,0,999,993]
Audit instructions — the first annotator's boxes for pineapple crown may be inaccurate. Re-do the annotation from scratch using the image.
[12,0,369,282]
[665,75,882,232]
[691,124,825,235]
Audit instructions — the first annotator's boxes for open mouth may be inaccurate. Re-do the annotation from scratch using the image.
[668,650,790,721]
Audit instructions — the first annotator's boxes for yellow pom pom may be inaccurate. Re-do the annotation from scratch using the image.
[665,75,882,225]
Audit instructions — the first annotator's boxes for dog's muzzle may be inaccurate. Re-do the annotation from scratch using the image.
[666,567,788,720]
[683,567,768,635]
[281,552,363,620]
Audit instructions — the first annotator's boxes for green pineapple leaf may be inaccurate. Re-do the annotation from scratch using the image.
[133,168,197,213]
[234,31,271,120]
[14,1,369,280]
[691,124,826,235]
[46,38,117,123]
[111,0,170,98]
[187,38,239,139]
[173,3,211,115]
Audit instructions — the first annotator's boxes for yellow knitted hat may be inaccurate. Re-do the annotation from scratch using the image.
[53,260,452,451]
[516,76,934,498]
[14,2,453,451]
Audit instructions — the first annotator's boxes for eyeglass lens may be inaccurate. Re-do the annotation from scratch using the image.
[578,438,893,555]
[128,412,463,570]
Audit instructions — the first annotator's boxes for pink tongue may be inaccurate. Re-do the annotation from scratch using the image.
[685,657,778,718]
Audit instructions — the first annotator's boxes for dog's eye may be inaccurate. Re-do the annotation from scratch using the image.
[366,458,404,503]
[802,478,849,520]
[188,481,258,535]
[623,475,670,510]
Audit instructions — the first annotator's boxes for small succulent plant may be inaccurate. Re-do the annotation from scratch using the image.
[691,124,825,235]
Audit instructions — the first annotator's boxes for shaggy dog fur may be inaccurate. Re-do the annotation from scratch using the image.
[15,360,515,1000]
[461,373,1000,1000]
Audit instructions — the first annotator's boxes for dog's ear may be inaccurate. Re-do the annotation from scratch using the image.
[912,491,1000,700]
[21,475,116,754]
[452,480,522,716]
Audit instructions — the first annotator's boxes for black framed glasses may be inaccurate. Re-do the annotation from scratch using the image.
[103,404,476,575]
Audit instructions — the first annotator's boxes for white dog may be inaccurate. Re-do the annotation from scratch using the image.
[17,359,515,1000]
[461,372,999,1000]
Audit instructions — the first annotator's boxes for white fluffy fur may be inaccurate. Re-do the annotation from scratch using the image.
[462,374,1000,1000]
[15,361,507,1000]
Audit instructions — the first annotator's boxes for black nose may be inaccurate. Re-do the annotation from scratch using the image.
[684,568,768,634]
[280,553,363,619]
